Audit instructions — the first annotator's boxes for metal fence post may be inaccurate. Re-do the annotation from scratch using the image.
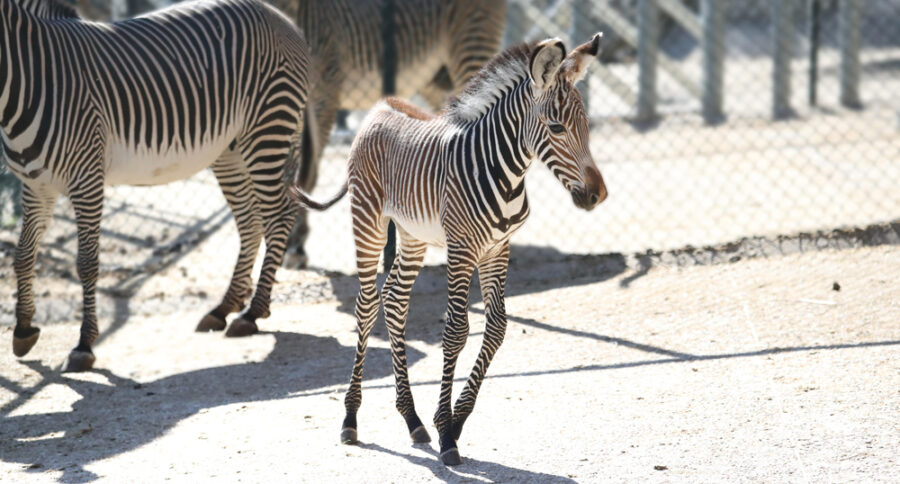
[839,0,862,108]
[772,0,795,119]
[807,0,821,106]
[637,0,659,123]
[382,0,398,274]
[701,0,725,123]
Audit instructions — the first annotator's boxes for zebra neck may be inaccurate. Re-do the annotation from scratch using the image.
[461,82,533,195]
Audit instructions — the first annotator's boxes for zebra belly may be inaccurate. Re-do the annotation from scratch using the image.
[391,214,447,248]
[104,137,236,186]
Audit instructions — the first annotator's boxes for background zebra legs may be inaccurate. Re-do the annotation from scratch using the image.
[223,135,298,337]
[197,150,263,333]
[12,187,58,358]
[451,242,510,442]
[382,233,430,443]
[434,245,477,466]
[341,212,389,444]
[67,172,106,372]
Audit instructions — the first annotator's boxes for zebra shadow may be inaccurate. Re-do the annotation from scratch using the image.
[323,243,628,346]
[0,331,423,484]
[357,442,577,483]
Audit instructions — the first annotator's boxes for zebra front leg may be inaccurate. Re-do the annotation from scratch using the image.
[382,235,430,443]
[65,177,105,372]
[342,218,388,444]
[225,138,295,337]
[12,186,58,357]
[197,150,263,332]
[435,246,476,466]
[451,243,510,443]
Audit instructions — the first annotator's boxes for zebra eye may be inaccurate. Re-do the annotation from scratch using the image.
[548,123,566,134]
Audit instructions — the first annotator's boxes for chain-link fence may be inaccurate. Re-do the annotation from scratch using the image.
[1,0,898,320]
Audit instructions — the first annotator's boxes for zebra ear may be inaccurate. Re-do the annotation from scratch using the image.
[559,33,602,84]
[530,38,566,91]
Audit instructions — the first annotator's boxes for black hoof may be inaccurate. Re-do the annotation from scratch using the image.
[440,448,462,466]
[340,427,358,445]
[12,327,40,357]
[196,313,227,332]
[65,350,96,372]
[410,425,431,443]
[225,317,258,337]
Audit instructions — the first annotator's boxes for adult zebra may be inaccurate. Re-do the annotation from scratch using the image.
[276,0,508,268]
[3,0,310,371]
[292,34,607,465]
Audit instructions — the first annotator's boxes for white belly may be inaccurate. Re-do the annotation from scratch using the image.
[391,213,446,248]
[105,134,237,186]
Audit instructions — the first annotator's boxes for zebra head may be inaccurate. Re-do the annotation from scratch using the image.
[527,34,607,211]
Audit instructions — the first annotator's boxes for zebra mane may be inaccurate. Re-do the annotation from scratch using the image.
[445,42,537,122]
[15,0,81,20]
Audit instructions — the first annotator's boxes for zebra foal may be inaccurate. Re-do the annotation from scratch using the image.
[292,34,607,465]
[3,0,309,371]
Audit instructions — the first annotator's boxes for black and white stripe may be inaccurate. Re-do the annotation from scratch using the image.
[4,0,310,371]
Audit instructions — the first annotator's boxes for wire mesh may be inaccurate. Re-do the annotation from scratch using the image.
[1,0,898,320]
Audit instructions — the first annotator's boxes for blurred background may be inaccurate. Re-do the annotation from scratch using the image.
[1,0,898,322]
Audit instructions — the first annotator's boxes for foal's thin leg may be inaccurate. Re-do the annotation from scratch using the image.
[382,235,429,443]
[451,242,510,442]
[66,173,105,372]
[434,244,476,465]
[12,185,58,357]
[341,214,388,444]
[225,134,295,337]
[197,150,263,332]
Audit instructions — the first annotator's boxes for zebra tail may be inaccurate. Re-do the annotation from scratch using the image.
[288,183,349,211]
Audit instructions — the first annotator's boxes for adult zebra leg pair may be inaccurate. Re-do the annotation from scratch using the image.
[13,166,107,371]
[195,146,297,338]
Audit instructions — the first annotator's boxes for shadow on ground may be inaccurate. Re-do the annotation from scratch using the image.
[0,331,422,483]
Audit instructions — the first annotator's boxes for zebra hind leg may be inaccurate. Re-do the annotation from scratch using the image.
[197,150,263,332]
[12,186,58,357]
[65,176,105,372]
[341,213,389,445]
[225,133,296,337]
[382,234,430,443]
[450,243,510,443]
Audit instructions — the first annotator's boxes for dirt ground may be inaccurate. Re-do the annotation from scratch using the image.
[0,241,898,483]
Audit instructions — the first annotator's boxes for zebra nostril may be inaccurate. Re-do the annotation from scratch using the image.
[589,193,599,206]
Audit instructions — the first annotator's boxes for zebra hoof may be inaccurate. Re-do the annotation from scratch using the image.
[196,313,227,332]
[13,327,41,357]
[410,425,431,444]
[440,448,462,466]
[340,427,358,445]
[65,350,96,372]
[225,318,258,337]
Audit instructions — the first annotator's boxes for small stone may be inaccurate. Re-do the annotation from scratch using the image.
[832,282,841,291]
[654,465,668,471]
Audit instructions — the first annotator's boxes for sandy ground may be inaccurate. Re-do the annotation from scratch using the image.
[0,243,898,483]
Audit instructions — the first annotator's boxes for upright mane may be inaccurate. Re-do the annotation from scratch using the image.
[445,42,536,122]
[15,0,81,20]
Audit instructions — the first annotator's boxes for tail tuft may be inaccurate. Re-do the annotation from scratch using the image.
[289,183,349,211]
